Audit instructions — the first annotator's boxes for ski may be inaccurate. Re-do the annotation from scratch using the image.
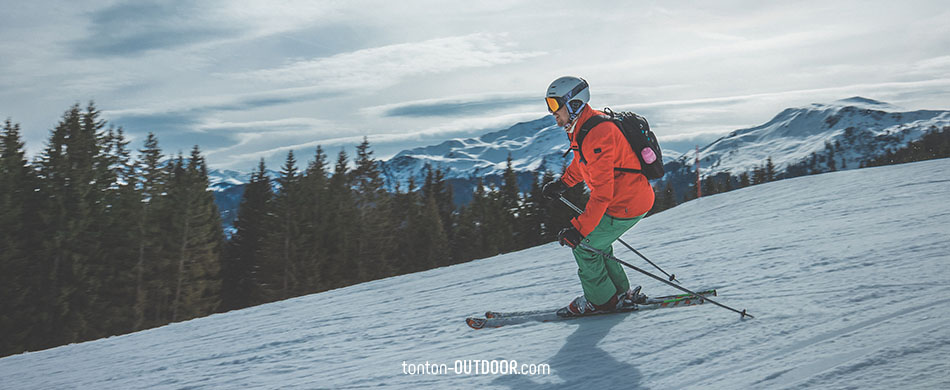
[466,289,717,330]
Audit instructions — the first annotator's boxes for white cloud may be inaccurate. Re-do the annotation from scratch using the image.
[207,110,546,168]
[913,55,950,75]
[5,0,950,172]
[227,33,545,90]
[196,117,331,132]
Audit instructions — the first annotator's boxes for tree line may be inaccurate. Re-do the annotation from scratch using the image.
[0,103,594,357]
[862,126,950,168]
[219,139,594,310]
[1,104,223,358]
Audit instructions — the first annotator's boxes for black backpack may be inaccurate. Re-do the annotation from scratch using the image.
[569,108,665,180]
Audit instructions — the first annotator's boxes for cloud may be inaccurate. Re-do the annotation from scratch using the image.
[8,0,949,174]
[73,1,241,56]
[227,33,545,91]
[205,111,546,169]
[101,87,343,156]
[105,82,344,122]
[367,92,539,118]
[196,117,332,133]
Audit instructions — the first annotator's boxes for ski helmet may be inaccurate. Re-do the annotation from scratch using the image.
[546,76,589,122]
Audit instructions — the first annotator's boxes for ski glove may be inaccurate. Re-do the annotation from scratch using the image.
[542,180,569,200]
[558,227,583,248]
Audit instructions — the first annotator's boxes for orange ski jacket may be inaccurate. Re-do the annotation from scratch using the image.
[561,105,655,236]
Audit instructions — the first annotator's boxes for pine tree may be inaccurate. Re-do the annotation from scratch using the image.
[352,138,396,278]
[133,133,168,330]
[518,170,545,248]
[0,119,39,356]
[324,149,359,287]
[414,190,450,269]
[298,146,329,292]
[500,155,520,212]
[752,165,767,185]
[499,155,521,250]
[765,157,776,182]
[722,172,735,192]
[470,179,499,258]
[92,126,140,337]
[421,166,455,251]
[663,180,677,209]
[222,159,273,310]
[826,142,837,172]
[164,147,223,322]
[34,103,106,349]
[262,151,304,301]
[682,175,699,203]
[651,180,676,214]
[451,200,482,263]
[701,176,719,196]
[392,178,422,273]
[738,172,751,188]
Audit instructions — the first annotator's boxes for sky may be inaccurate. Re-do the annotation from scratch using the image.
[1,0,948,171]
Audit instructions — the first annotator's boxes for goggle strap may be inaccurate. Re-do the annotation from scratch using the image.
[563,79,588,101]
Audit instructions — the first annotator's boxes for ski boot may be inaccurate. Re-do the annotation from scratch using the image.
[557,295,596,317]
[621,285,647,307]
[557,291,627,318]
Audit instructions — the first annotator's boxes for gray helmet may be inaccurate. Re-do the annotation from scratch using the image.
[546,76,589,121]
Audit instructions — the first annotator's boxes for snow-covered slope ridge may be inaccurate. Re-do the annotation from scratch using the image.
[677,97,950,177]
[4,159,948,389]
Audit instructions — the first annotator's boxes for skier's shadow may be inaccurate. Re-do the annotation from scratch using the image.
[491,314,643,389]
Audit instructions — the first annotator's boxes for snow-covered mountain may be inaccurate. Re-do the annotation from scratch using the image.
[3,158,949,389]
[208,168,281,192]
[379,116,566,191]
[378,97,949,196]
[671,97,950,178]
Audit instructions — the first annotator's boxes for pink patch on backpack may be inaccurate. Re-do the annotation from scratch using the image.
[641,147,656,164]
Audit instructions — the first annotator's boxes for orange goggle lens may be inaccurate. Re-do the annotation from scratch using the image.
[546,97,562,113]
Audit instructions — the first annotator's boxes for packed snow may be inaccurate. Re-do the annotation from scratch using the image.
[2,159,949,389]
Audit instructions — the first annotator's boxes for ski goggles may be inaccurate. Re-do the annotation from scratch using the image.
[545,96,566,113]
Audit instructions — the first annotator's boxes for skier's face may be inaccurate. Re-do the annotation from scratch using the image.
[552,105,571,128]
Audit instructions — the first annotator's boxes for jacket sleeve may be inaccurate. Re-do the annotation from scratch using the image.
[560,149,584,188]
[570,123,617,236]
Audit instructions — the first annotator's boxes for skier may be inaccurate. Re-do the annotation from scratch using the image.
[541,76,656,316]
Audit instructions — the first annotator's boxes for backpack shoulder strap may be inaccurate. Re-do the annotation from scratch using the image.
[578,115,608,137]
[577,113,645,175]
[576,115,609,149]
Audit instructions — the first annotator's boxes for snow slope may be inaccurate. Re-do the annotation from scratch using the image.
[3,159,950,389]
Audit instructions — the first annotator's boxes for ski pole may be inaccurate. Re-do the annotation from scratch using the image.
[578,242,753,319]
[558,196,678,282]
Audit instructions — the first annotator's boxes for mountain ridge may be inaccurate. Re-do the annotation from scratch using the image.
[208,97,950,228]
[670,97,949,180]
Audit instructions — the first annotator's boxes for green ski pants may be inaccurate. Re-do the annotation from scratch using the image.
[572,212,646,306]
